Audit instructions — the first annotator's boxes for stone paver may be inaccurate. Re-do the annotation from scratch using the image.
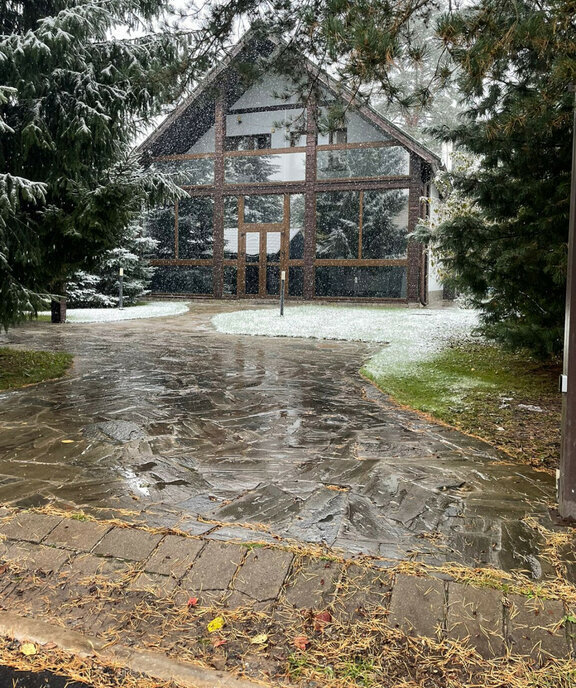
[506,594,569,658]
[0,303,564,575]
[129,572,178,596]
[0,512,62,544]
[63,553,131,579]
[447,584,504,657]
[92,527,163,561]
[336,564,393,619]
[181,541,245,594]
[282,557,343,610]
[0,509,571,663]
[388,574,445,641]
[43,519,110,552]
[233,548,293,602]
[143,535,204,577]
[4,542,71,572]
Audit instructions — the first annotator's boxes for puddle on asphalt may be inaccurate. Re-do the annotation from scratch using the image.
[0,304,562,577]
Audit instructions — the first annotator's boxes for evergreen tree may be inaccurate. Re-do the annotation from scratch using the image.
[0,0,202,327]
[414,0,576,357]
[373,0,462,151]
[67,222,157,307]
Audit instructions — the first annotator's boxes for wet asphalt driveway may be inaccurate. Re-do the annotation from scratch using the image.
[0,303,562,576]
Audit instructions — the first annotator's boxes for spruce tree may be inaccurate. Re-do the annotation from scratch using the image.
[0,0,198,327]
[66,222,157,307]
[415,0,576,357]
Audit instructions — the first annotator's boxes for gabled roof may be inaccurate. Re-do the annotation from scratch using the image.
[139,30,441,168]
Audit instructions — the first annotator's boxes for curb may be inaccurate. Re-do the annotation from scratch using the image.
[0,612,267,688]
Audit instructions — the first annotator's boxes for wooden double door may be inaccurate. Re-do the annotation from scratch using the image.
[238,194,290,298]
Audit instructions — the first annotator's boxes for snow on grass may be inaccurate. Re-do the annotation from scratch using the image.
[212,305,480,373]
[40,301,189,323]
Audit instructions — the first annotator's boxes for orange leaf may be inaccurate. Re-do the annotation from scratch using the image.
[187,597,199,608]
[293,635,309,651]
[313,610,332,632]
[212,638,227,648]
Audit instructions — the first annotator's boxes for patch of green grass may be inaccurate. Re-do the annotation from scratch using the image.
[70,512,90,522]
[363,343,561,468]
[0,347,72,391]
[288,653,376,686]
[341,658,376,686]
[287,653,312,679]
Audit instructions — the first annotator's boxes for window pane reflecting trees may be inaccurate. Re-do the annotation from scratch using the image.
[362,189,409,259]
[178,197,214,258]
[316,191,360,259]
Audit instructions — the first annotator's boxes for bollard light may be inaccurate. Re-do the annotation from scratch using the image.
[118,266,124,310]
[280,270,286,317]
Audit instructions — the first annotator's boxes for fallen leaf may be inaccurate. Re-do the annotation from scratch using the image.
[212,638,227,648]
[61,440,75,444]
[250,633,268,645]
[21,643,36,656]
[207,616,224,633]
[293,635,309,651]
[43,642,57,650]
[0,565,7,575]
[187,597,199,608]
[313,610,332,632]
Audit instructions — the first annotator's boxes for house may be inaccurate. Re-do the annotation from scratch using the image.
[138,33,443,302]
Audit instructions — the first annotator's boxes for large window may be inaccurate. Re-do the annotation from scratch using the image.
[315,189,410,261]
[178,197,214,259]
[289,194,305,259]
[225,152,306,184]
[152,158,214,186]
[317,146,410,179]
[316,191,360,259]
[224,197,239,259]
[244,194,284,223]
[144,205,175,258]
[362,189,409,259]
[315,266,407,298]
[151,266,213,294]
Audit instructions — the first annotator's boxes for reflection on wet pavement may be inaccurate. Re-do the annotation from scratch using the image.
[0,303,562,576]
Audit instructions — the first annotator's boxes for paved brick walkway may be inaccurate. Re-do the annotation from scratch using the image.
[0,507,572,684]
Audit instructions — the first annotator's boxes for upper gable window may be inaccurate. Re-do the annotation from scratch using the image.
[225,134,271,151]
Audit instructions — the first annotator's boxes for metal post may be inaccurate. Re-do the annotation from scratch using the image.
[118,267,124,310]
[280,270,286,316]
[559,86,576,519]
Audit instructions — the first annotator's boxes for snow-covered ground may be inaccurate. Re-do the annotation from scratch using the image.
[40,301,189,323]
[212,305,480,374]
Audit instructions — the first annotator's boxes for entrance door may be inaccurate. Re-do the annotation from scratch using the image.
[238,194,288,297]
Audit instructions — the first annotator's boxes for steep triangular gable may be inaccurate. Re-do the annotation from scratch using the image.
[139,32,278,158]
[139,31,441,168]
